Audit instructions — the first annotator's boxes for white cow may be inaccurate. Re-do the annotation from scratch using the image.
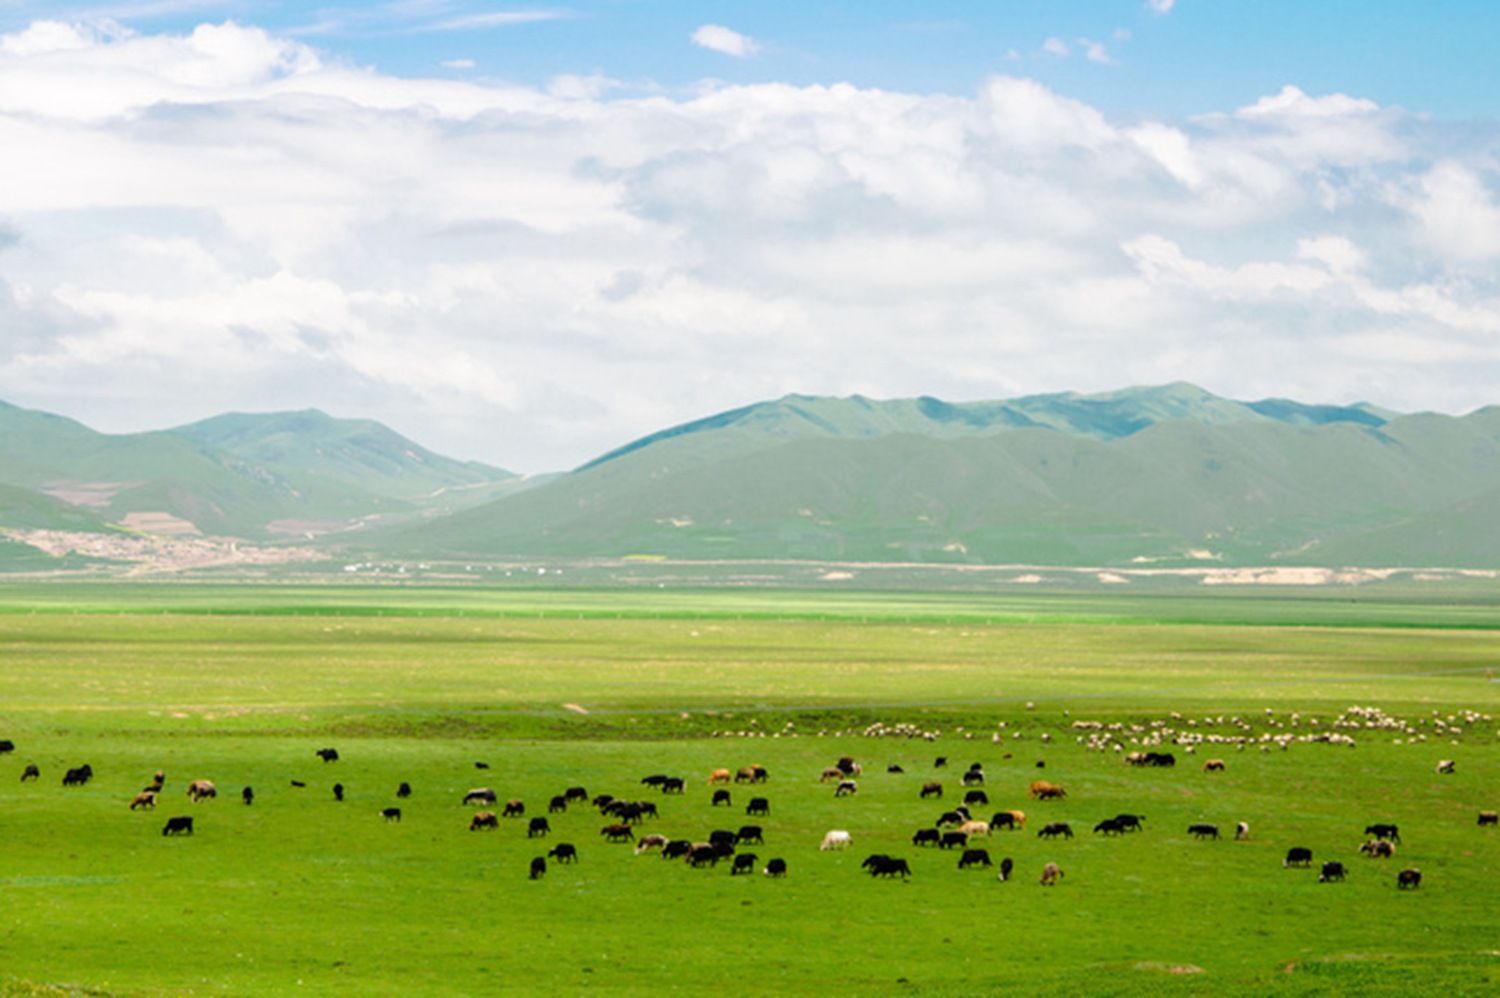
[820,830,852,850]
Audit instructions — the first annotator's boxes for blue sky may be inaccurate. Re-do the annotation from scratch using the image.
[1,2,1499,469]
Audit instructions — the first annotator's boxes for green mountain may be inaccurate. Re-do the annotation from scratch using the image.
[391,386,1500,568]
[0,401,517,542]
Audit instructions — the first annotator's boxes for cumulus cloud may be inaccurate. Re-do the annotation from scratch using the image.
[1147,0,1176,13]
[691,24,759,58]
[0,19,1497,470]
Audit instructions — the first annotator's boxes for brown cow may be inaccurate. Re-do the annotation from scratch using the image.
[1039,861,1064,886]
[129,791,157,810]
[1203,759,1226,772]
[708,768,732,785]
[186,779,216,802]
[470,811,499,831]
[1029,781,1066,800]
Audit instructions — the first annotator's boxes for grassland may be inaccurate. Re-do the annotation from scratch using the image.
[1,581,1498,996]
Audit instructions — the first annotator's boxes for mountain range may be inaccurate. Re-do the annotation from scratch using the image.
[6,383,1500,571]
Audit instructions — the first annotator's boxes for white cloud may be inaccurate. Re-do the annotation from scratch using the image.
[1,20,1497,469]
[1147,0,1176,13]
[691,24,759,58]
[1041,36,1069,58]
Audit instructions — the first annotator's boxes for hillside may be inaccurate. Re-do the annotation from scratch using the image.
[389,387,1500,568]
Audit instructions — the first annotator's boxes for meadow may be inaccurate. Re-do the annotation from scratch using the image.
[1,580,1498,996]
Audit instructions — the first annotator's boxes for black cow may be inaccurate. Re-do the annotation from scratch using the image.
[503,799,526,817]
[958,848,992,869]
[834,780,857,797]
[382,807,401,822]
[731,853,758,875]
[746,797,770,816]
[989,811,1019,832]
[549,795,569,813]
[474,761,490,769]
[939,831,968,849]
[564,786,588,802]
[242,786,254,806]
[1397,868,1422,890]
[62,764,93,787]
[1187,823,1219,840]
[921,782,944,799]
[528,817,550,838]
[997,857,1014,882]
[21,764,39,782]
[1038,822,1074,839]
[1364,823,1401,843]
[708,830,738,853]
[1114,813,1145,832]
[887,765,905,774]
[1478,811,1497,826]
[332,783,344,802]
[964,790,990,806]
[1285,846,1314,868]
[912,828,940,846]
[1093,818,1126,836]
[529,857,546,880]
[162,816,193,836]
[397,782,412,799]
[862,855,911,879]
[933,757,947,768]
[736,825,764,845]
[712,789,732,807]
[593,794,615,810]
[316,748,339,763]
[764,857,787,877]
[962,769,985,787]
[640,774,668,788]
[661,839,693,860]
[463,788,497,806]
[548,843,578,863]
[685,844,720,867]
[1319,861,1347,883]
[661,777,685,794]
[936,810,968,828]
[0,739,13,753]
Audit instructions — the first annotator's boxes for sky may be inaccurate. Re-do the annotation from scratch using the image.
[2,2,1499,472]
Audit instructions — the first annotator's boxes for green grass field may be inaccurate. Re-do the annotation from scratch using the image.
[2,581,1499,996]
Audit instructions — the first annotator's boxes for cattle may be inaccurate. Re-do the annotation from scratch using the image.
[708,829,738,852]
[746,797,770,816]
[961,768,985,787]
[712,789,732,807]
[1038,822,1074,840]
[1319,861,1347,883]
[1114,813,1144,833]
[640,774,668,788]
[920,782,943,799]
[162,816,194,836]
[129,791,157,810]
[685,844,720,867]
[20,764,39,782]
[63,765,94,787]
[474,761,489,770]
[548,843,578,863]
[186,779,215,802]
[1187,823,1220,840]
[530,856,546,880]
[528,817,550,838]
[835,756,860,777]
[708,768,732,785]
[381,807,401,822]
[1235,821,1249,841]
[763,857,787,877]
[593,794,615,810]
[963,790,990,807]
[933,756,947,768]
[601,823,635,842]
[1436,759,1456,775]
[912,828,940,846]
[1360,839,1396,859]
[502,799,525,818]
[564,786,588,802]
[862,855,910,879]
[820,830,852,850]
[661,777,685,794]
[1364,823,1401,843]
[939,831,969,849]
[463,788,497,806]
[820,767,845,782]
[470,811,498,831]
[291,781,306,788]
[887,765,904,774]
[661,839,693,860]
[990,810,1025,831]
[736,766,768,783]
[1093,818,1125,836]
[147,770,165,789]
[316,748,339,763]
[1479,811,1498,826]
[958,820,990,839]
[936,808,969,828]
[1039,862,1064,886]
[997,857,1014,882]
[731,853,758,875]
[332,783,344,802]
[1397,868,1422,890]
[242,786,254,806]
[834,780,858,797]
[1284,847,1314,868]
[736,825,764,845]
[1131,751,1175,767]
[1029,781,1066,800]
[635,834,669,854]
[0,739,12,753]
[545,795,567,814]
[958,848,992,870]
[1202,759,1226,772]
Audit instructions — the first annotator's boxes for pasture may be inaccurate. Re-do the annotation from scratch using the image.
[1,581,1499,996]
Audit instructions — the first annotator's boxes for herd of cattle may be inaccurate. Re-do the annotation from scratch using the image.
[5,738,1493,891]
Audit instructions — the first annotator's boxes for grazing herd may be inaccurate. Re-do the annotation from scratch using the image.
[6,736,1491,898]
